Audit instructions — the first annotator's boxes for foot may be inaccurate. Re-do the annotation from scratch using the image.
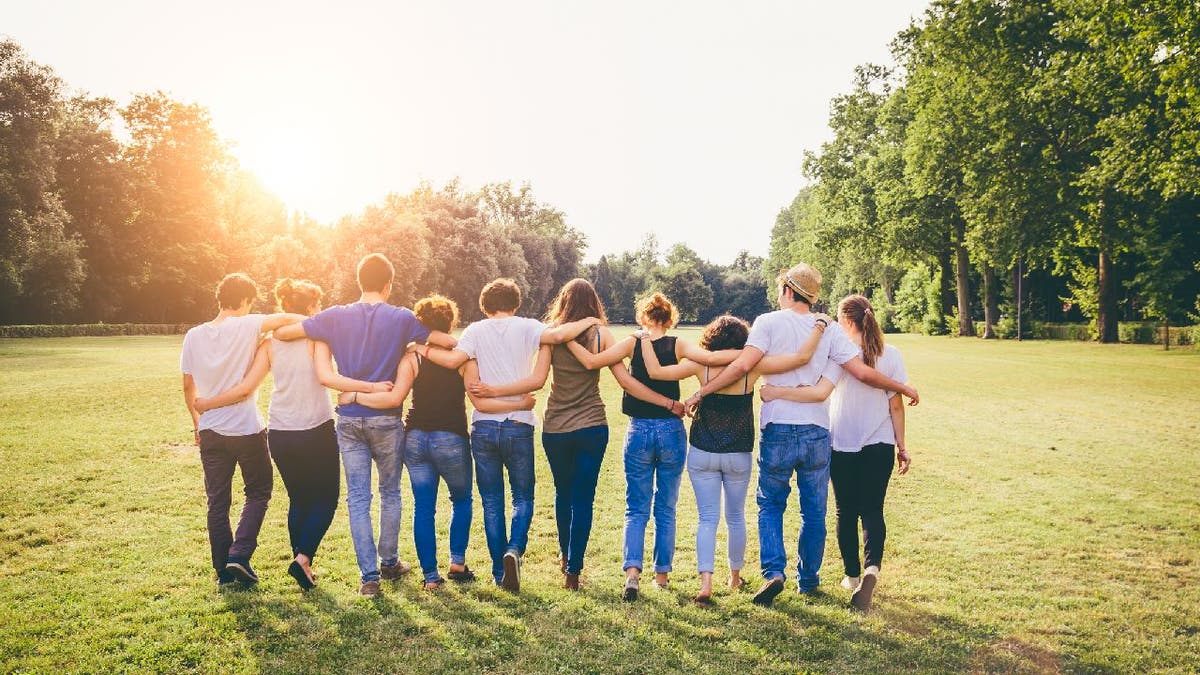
[730,576,746,592]
[851,570,877,613]
[564,573,580,591]
[752,577,785,607]
[359,580,381,597]
[560,556,568,575]
[500,551,521,593]
[841,575,861,592]
[216,568,237,586]
[447,565,476,583]
[653,573,669,590]
[224,559,258,584]
[288,561,315,590]
[424,578,446,591]
[623,576,639,602]
[693,593,714,607]
[380,561,412,580]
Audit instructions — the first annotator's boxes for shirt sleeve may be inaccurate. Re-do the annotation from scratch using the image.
[884,347,907,397]
[825,324,862,365]
[744,314,772,354]
[819,361,844,386]
[457,323,478,359]
[179,333,193,374]
[526,319,548,354]
[302,308,335,344]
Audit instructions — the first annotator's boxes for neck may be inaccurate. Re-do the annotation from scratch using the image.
[847,328,863,346]
[784,300,811,314]
[488,310,516,319]
[214,308,242,322]
[358,292,386,304]
[646,324,668,338]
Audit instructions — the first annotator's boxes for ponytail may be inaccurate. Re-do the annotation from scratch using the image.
[274,278,324,315]
[837,294,885,367]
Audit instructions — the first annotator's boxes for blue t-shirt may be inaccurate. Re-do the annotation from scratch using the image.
[303,302,432,417]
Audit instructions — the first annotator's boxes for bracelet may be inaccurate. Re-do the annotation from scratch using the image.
[815,318,829,328]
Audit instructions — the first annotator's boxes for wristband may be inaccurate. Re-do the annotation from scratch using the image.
[815,318,829,328]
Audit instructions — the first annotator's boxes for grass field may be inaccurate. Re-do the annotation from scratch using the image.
[1,331,1198,673]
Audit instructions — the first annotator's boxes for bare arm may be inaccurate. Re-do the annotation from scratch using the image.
[426,330,457,349]
[759,377,837,403]
[609,361,684,417]
[675,338,739,366]
[194,341,272,413]
[467,345,553,398]
[341,353,416,409]
[683,346,765,414]
[262,312,308,334]
[566,335,635,370]
[410,344,470,370]
[463,360,537,413]
[841,356,919,405]
[758,320,827,374]
[890,392,910,474]
[313,341,393,393]
[182,374,200,446]
[540,316,602,344]
[273,322,306,341]
[640,335,700,381]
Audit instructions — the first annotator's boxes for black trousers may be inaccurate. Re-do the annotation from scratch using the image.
[829,442,894,577]
[199,430,273,572]
[268,420,340,559]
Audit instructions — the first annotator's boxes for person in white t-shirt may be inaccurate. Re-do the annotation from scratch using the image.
[681,263,919,607]
[761,294,910,614]
[179,273,306,586]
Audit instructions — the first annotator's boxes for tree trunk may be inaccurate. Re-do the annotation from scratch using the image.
[937,248,955,319]
[1096,247,1118,343]
[954,222,975,337]
[982,265,999,339]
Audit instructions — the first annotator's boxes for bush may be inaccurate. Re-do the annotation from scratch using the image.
[0,323,191,338]
[1038,323,1092,341]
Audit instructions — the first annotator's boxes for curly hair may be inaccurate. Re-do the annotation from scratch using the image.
[636,292,678,328]
[699,314,750,351]
[414,294,459,333]
[273,278,323,315]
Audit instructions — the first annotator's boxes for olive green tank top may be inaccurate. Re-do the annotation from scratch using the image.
[543,326,608,433]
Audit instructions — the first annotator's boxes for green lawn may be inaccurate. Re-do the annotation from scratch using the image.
[1,332,1198,673]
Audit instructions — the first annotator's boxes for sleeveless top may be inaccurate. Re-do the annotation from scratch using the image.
[689,367,754,454]
[544,326,608,433]
[623,335,680,418]
[268,338,335,431]
[405,355,469,438]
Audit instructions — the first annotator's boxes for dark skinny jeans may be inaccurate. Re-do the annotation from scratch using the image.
[199,429,273,571]
[268,419,340,560]
[829,442,895,577]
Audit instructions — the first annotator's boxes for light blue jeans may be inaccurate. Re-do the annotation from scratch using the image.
[405,429,472,584]
[622,417,687,574]
[687,446,752,574]
[336,415,404,583]
[756,423,831,592]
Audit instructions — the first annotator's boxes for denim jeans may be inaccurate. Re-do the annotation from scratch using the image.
[830,443,895,577]
[542,425,609,575]
[621,417,686,574]
[471,420,535,583]
[336,415,404,583]
[756,423,832,591]
[406,429,473,583]
[687,446,752,574]
[198,430,273,572]
[268,420,339,560]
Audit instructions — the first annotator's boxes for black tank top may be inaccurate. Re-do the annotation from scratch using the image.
[689,367,754,453]
[405,355,468,438]
[622,335,681,419]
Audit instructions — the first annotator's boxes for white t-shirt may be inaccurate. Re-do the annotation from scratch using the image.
[268,337,335,431]
[830,344,907,452]
[180,314,267,436]
[745,309,861,430]
[456,316,546,426]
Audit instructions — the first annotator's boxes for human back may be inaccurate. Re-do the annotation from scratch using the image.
[268,279,334,432]
[181,313,266,435]
[457,315,545,425]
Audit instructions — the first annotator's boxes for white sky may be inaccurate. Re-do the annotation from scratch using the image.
[3,0,929,264]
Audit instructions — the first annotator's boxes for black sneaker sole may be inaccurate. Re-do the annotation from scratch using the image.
[623,584,639,602]
[752,578,785,606]
[851,574,876,613]
[500,554,520,593]
[225,562,258,584]
[288,561,315,590]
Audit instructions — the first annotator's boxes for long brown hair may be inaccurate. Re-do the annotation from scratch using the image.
[544,278,607,345]
[838,294,884,367]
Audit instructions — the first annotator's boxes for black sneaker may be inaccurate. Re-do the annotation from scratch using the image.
[500,551,520,593]
[288,561,315,590]
[850,573,877,613]
[217,568,237,586]
[752,577,785,607]
[623,577,639,602]
[225,559,258,584]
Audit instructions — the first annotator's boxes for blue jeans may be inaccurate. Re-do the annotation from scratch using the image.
[756,423,832,591]
[406,429,473,584]
[471,420,535,583]
[688,446,752,574]
[336,416,404,583]
[542,425,609,575]
[621,417,686,574]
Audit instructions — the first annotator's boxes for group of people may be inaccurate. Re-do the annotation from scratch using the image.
[180,252,917,613]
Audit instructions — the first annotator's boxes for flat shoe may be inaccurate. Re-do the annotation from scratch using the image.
[693,594,714,607]
[447,566,477,583]
[288,561,315,590]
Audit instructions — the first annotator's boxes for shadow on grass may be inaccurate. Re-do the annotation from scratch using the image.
[217,571,1069,674]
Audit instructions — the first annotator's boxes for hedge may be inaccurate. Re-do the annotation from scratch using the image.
[967,321,1197,345]
[0,323,191,338]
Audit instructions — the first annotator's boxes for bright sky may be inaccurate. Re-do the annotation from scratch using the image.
[3,0,929,264]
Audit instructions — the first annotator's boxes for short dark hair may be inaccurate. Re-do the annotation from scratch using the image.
[479,278,522,315]
[357,253,395,293]
[216,273,258,310]
[414,294,459,333]
[699,314,750,351]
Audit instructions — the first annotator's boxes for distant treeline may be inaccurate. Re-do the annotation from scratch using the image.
[0,39,769,326]
[766,0,1200,341]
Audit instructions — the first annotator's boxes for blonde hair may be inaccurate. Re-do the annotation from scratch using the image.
[414,294,459,333]
[636,292,678,328]
[274,278,323,314]
[777,263,822,305]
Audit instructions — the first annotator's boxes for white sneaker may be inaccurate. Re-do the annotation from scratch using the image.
[841,576,861,591]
